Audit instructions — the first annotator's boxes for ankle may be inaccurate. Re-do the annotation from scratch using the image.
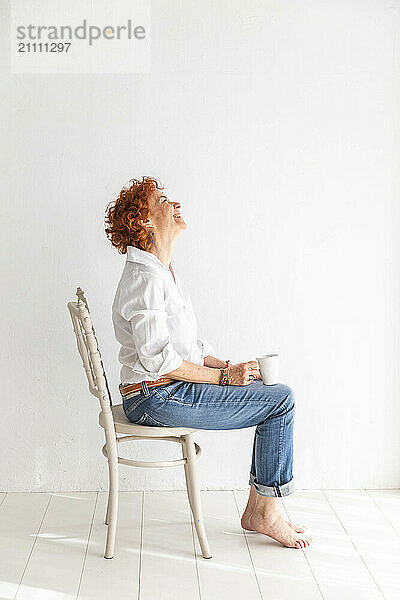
[251,509,281,523]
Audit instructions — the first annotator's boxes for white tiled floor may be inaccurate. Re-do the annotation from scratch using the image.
[1,489,399,599]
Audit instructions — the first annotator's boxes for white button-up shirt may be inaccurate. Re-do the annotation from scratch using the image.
[112,245,216,384]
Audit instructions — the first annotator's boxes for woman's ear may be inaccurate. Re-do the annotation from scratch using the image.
[140,218,152,228]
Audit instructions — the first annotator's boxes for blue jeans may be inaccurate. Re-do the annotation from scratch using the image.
[121,379,295,497]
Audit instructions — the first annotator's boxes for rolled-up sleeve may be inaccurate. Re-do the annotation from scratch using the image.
[120,274,183,379]
[197,337,216,362]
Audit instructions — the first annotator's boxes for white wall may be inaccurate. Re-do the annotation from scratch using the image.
[1,0,399,492]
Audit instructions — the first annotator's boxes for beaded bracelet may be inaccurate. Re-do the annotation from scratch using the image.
[219,359,231,386]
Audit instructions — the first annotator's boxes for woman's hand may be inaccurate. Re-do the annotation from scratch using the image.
[227,361,261,386]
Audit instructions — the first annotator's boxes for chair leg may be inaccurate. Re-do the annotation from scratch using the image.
[182,436,194,514]
[105,454,115,525]
[182,433,212,559]
[104,430,119,559]
[105,486,111,525]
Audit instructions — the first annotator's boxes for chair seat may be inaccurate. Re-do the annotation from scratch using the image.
[98,403,199,437]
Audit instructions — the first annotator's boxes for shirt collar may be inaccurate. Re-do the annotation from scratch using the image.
[126,245,175,271]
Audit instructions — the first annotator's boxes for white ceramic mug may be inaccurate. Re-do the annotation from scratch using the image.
[256,354,280,385]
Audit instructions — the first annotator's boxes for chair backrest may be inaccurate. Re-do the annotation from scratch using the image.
[67,287,113,412]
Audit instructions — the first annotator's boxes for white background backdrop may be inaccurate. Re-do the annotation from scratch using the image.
[1,0,399,492]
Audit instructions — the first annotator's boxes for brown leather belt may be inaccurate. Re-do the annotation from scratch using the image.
[119,375,176,397]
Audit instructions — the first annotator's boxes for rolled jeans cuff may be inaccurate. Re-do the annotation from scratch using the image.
[249,472,295,497]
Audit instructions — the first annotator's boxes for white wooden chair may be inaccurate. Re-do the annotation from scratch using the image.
[66,287,212,559]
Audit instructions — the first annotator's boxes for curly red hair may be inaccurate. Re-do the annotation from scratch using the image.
[104,176,164,254]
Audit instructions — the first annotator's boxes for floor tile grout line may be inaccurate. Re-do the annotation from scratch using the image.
[13,492,53,600]
[280,496,325,600]
[76,491,99,600]
[364,488,400,538]
[0,491,7,509]
[365,488,400,492]
[322,489,386,600]
[232,490,264,600]
[137,491,144,600]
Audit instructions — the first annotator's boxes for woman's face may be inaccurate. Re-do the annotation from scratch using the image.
[145,188,187,237]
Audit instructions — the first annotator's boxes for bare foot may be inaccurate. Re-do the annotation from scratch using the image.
[241,514,306,533]
[248,513,313,548]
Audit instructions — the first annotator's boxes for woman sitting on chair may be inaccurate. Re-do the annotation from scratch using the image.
[105,176,312,549]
